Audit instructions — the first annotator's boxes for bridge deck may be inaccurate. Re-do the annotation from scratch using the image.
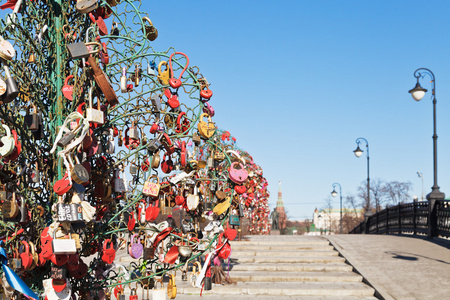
[327,234,450,300]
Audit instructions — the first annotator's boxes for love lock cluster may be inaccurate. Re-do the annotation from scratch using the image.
[0,0,271,299]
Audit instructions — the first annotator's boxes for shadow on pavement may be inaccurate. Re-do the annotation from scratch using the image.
[385,251,450,265]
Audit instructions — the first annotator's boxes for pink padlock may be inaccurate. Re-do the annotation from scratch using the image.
[202,102,215,117]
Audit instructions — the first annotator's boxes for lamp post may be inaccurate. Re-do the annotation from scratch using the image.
[417,171,424,202]
[331,182,343,234]
[409,68,445,238]
[353,138,370,210]
[409,69,445,202]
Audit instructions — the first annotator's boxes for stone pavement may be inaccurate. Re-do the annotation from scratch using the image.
[327,234,450,300]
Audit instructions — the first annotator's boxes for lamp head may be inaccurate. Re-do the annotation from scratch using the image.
[409,80,427,101]
[353,145,363,157]
[331,189,338,197]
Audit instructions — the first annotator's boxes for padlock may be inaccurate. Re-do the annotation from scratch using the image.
[24,104,40,131]
[118,130,123,146]
[2,65,19,103]
[142,175,160,197]
[0,35,15,61]
[143,236,154,260]
[69,154,89,184]
[114,168,128,192]
[8,248,21,270]
[62,75,83,101]
[151,94,161,119]
[2,192,19,220]
[51,263,67,280]
[157,61,170,85]
[120,67,127,92]
[130,64,141,87]
[19,197,27,223]
[28,51,35,63]
[129,288,138,300]
[86,87,104,124]
[57,122,85,148]
[0,183,6,201]
[192,132,201,145]
[148,60,156,76]
[52,228,77,255]
[197,113,216,139]
[164,88,180,109]
[101,239,116,264]
[67,41,100,59]
[111,21,119,37]
[147,133,162,153]
[0,124,15,157]
[168,52,189,89]
[130,163,138,175]
[142,17,158,41]
[76,0,98,14]
[207,156,214,168]
[128,123,139,140]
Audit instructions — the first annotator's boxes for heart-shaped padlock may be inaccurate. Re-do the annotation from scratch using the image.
[168,52,189,89]
[200,88,213,100]
[234,185,247,194]
[229,162,248,184]
[69,260,88,279]
[129,234,143,259]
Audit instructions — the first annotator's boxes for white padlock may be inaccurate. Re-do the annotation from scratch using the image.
[86,86,104,124]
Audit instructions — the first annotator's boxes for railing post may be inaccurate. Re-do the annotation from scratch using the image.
[428,199,437,238]
[376,212,379,234]
[398,204,402,235]
[413,202,417,235]
[386,207,389,234]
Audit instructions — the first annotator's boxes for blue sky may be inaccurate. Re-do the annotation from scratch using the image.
[141,1,450,220]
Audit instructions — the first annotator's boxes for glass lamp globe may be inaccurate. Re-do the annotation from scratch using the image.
[409,82,427,101]
[331,190,338,197]
[353,146,363,157]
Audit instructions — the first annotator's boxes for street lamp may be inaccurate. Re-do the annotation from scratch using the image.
[331,182,343,234]
[409,69,445,202]
[353,138,370,210]
[417,171,424,202]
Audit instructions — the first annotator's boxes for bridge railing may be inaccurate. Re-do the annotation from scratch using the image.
[349,200,450,239]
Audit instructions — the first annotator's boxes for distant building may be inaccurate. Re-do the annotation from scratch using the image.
[275,181,287,230]
[312,208,364,234]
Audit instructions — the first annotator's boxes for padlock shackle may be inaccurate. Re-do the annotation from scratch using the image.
[169,52,189,82]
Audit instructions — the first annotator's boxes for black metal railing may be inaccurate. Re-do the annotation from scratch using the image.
[350,200,450,239]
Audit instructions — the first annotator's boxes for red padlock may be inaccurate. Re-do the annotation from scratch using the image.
[100,41,109,65]
[150,122,159,134]
[69,259,88,279]
[168,52,189,89]
[234,185,246,195]
[19,241,33,271]
[101,239,116,264]
[40,227,53,260]
[62,75,83,101]
[164,88,180,109]
[53,173,72,196]
[176,112,190,134]
[161,132,174,154]
[180,141,186,167]
[161,153,174,174]
[200,87,213,100]
[127,212,136,231]
[89,12,108,36]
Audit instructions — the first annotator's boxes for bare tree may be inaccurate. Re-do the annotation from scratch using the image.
[382,181,412,206]
[357,181,373,211]
[345,194,359,217]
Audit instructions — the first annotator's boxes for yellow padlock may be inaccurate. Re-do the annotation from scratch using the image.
[157,61,170,85]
